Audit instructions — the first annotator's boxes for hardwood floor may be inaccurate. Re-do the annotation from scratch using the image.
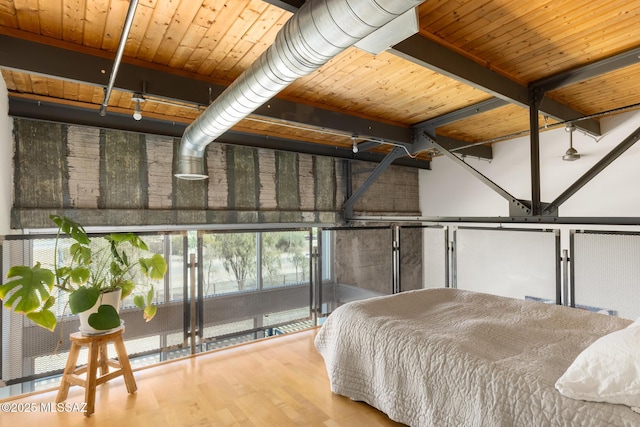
[1,329,405,426]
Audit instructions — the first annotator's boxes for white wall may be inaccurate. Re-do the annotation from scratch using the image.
[0,75,12,235]
[420,109,640,217]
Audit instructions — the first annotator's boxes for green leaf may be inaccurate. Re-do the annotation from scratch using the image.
[109,241,126,266]
[134,289,156,322]
[27,309,57,331]
[107,233,134,244]
[118,280,135,299]
[69,242,91,265]
[49,214,63,228]
[133,295,144,309]
[139,254,167,280]
[87,305,120,330]
[108,233,148,251]
[143,305,157,322]
[42,295,56,310]
[135,237,149,251]
[68,286,100,314]
[107,234,147,267]
[56,266,71,278]
[110,261,124,277]
[69,266,91,284]
[0,263,55,314]
[50,215,89,245]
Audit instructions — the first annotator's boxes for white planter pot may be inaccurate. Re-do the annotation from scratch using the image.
[78,288,123,335]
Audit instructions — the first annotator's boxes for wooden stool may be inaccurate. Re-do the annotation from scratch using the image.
[56,327,136,416]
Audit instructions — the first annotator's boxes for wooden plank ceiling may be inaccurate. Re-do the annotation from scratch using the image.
[1,0,639,162]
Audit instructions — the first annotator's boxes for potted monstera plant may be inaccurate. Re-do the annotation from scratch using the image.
[0,215,167,334]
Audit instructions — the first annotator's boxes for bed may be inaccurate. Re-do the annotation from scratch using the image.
[314,288,640,426]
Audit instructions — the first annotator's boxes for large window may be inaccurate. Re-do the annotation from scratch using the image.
[202,231,259,295]
[201,229,313,295]
[167,234,186,302]
[262,231,311,288]
[198,229,314,347]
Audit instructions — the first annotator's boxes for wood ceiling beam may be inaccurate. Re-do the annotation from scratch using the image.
[413,98,510,131]
[0,34,412,148]
[433,135,492,160]
[411,98,503,159]
[390,34,602,137]
[261,0,305,13]
[532,46,640,94]
[263,1,492,159]
[267,0,619,139]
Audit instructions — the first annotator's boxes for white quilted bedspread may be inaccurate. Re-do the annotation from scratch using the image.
[314,288,640,427]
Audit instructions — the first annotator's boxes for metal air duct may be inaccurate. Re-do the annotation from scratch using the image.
[176,0,423,179]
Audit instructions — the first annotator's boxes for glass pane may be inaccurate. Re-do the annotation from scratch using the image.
[201,232,258,295]
[573,231,640,319]
[32,237,67,317]
[334,227,392,297]
[399,227,423,292]
[455,228,558,302]
[262,230,311,288]
[199,230,312,350]
[320,229,332,281]
[120,234,166,308]
[318,227,392,317]
[423,226,448,288]
[168,234,186,301]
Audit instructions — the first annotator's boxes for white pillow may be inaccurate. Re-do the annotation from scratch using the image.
[555,320,640,411]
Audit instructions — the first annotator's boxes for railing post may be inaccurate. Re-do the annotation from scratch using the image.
[189,253,197,355]
[561,249,570,306]
[392,225,401,294]
[311,245,319,325]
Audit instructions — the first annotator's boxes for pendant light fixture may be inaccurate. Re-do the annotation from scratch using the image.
[563,123,580,161]
[132,93,144,121]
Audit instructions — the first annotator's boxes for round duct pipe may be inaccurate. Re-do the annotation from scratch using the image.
[174,156,209,180]
[176,0,423,179]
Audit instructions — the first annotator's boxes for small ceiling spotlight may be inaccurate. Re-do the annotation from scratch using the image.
[352,135,359,153]
[563,123,580,161]
[132,93,144,121]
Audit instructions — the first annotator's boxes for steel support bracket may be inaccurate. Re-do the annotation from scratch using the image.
[428,133,533,216]
[344,146,406,219]
[509,200,558,217]
[423,130,557,217]
[412,126,492,160]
